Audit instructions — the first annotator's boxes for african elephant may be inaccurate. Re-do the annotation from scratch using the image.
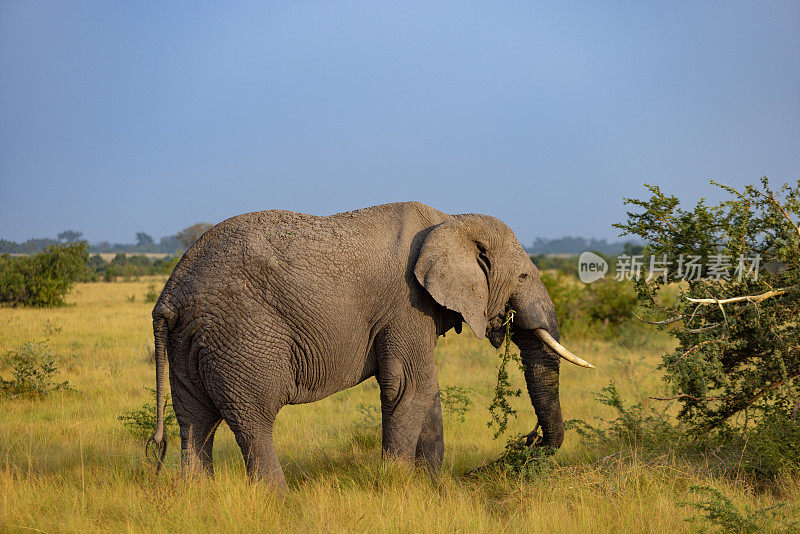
[148,201,592,486]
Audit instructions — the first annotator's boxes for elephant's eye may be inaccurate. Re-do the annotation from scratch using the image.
[518,272,529,281]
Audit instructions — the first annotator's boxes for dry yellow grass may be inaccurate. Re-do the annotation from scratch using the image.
[0,279,796,532]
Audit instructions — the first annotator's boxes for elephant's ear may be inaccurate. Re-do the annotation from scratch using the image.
[414,219,489,339]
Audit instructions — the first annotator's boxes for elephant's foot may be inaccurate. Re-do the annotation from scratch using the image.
[248,462,287,489]
[181,447,214,478]
[414,395,444,473]
[237,431,287,489]
[381,392,444,475]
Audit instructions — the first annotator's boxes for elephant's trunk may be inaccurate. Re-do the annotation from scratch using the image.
[509,277,591,448]
[518,336,565,448]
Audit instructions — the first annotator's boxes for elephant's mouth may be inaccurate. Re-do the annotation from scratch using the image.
[486,314,507,348]
[488,328,505,348]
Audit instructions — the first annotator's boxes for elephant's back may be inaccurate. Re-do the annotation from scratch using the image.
[152,210,297,324]
[154,202,449,331]
[174,201,447,279]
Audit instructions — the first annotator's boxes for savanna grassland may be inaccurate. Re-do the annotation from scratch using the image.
[1,278,798,532]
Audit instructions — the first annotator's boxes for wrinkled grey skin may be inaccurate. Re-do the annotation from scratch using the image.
[150,202,563,486]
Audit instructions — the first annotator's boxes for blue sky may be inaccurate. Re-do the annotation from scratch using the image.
[1,1,798,244]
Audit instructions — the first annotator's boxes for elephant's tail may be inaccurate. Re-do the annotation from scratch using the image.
[146,314,169,473]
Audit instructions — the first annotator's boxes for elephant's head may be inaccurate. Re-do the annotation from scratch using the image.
[414,214,594,449]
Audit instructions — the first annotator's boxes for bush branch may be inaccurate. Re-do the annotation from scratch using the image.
[686,287,793,305]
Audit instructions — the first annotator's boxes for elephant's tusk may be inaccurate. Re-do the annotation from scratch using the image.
[534,329,596,369]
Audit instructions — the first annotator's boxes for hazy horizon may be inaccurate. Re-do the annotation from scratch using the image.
[2,2,798,244]
[0,228,643,252]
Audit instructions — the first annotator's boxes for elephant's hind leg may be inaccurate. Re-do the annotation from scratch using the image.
[228,416,286,487]
[170,379,221,477]
[206,345,290,488]
[169,368,221,478]
[182,415,222,477]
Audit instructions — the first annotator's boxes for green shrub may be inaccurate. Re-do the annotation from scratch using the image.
[477,379,799,484]
[118,387,178,439]
[439,385,473,422]
[539,271,659,347]
[467,432,558,480]
[683,485,798,533]
[144,284,159,303]
[539,271,584,325]
[0,341,73,398]
[711,406,800,480]
[569,382,800,483]
[569,382,681,453]
[88,254,179,282]
[0,243,88,306]
[80,254,107,282]
[154,255,180,274]
[583,278,637,325]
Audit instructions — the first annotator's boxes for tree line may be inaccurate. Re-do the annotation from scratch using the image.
[0,223,212,255]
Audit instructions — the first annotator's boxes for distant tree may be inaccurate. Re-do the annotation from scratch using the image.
[159,235,181,252]
[0,240,21,254]
[19,238,59,253]
[136,232,154,246]
[176,223,212,250]
[57,230,83,243]
[623,242,644,256]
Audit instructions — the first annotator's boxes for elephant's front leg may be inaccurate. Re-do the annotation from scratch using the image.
[415,393,444,472]
[378,350,441,469]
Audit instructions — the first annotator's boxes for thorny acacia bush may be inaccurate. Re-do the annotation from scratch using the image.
[546,178,799,487]
[614,178,799,434]
[0,242,88,306]
[0,341,73,399]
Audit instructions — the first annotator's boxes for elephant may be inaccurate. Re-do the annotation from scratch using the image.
[148,201,593,486]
